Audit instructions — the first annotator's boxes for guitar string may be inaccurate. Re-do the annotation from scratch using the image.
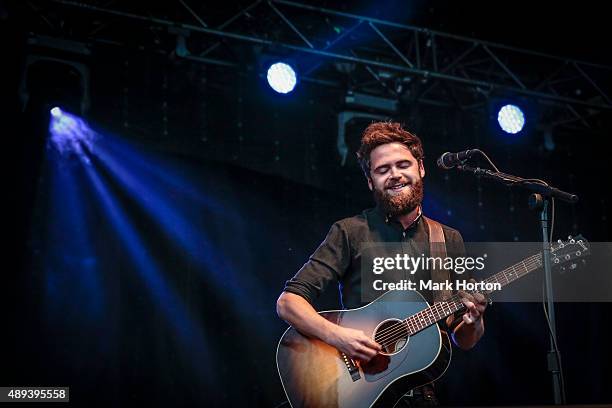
[374,254,541,348]
[374,254,542,347]
[374,252,541,343]
[373,239,574,345]
[373,254,543,348]
[374,254,542,348]
[375,237,580,346]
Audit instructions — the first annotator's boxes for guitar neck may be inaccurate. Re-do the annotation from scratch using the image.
[404,253,542,335]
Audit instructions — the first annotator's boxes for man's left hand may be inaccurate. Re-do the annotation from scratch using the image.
[458,278,488,325]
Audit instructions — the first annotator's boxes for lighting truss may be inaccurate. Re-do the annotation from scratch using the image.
[21,0,612,132]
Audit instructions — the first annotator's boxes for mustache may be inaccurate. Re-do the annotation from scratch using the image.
[385,181,410,188]
[373,178,424,217]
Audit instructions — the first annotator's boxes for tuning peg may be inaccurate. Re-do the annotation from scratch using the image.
[575,251,581,257]
[570,263,577,270]
[568,235,573,239]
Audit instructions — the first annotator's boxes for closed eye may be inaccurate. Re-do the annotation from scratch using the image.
[397,160,412,168]
[374,166,389,175]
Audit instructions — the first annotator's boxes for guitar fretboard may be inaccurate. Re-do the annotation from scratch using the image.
[404,253,542,336]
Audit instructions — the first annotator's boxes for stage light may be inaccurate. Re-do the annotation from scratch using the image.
[48,109,97,162]
[266,62,297,94]
[497,104,525,134]
[50,106,62,117]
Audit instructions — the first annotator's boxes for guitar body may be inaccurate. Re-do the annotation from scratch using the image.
[276,290,452,408]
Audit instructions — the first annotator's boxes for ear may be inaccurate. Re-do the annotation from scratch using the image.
[419,160,425,178]
[367,176,373,191]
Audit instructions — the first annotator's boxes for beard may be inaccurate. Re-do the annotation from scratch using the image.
[373,177,424,217]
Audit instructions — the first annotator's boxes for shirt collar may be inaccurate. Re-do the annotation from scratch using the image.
[383,206,423,231]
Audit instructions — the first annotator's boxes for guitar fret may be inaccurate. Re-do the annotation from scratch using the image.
[404,252,550,336]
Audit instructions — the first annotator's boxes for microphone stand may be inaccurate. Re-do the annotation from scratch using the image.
[454,165,578,204]
[455,163,577,405]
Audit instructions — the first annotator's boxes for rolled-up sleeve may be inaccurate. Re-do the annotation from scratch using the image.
[283,222,351,304]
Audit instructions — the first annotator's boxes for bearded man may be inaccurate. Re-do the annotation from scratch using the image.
[276,122,488,406]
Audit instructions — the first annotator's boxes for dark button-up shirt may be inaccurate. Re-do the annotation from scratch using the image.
[284,207,466,310]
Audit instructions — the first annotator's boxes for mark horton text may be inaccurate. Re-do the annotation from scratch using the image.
[372,279,501,292]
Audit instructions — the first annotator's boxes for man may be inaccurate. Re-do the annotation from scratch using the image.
[276,122,488,406]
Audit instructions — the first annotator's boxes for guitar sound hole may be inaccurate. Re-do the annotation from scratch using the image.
[373,318,409,356]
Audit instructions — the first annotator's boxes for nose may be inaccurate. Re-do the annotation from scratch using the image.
[389,166,401,179]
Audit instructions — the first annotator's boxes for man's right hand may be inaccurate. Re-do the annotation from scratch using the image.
[327,326,381,362]
[277,292,381,362]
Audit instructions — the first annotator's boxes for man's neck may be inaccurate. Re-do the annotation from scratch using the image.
[395,206,421,230]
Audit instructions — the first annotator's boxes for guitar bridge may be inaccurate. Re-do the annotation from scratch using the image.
[341,352,361,381]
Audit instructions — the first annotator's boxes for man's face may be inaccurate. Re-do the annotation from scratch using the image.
[367,142,425,216]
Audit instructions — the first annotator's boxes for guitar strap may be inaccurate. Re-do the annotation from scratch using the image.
[423,216,451,303]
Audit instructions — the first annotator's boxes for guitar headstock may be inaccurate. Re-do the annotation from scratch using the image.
[551,234,590,272]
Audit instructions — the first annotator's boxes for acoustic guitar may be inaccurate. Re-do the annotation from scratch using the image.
[276,236,589,408]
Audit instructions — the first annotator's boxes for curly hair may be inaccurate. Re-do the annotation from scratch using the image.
[356,121,424,176]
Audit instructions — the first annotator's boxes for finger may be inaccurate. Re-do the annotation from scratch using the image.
[361,337,382,351]
[469,302,480,315]
[464,301,480,317]
[463,309,480,324]
[467,279,485,302]
[458,290,475,303]
[461,299,475,310]
[360,346,378,359]
[473,296,487,311]
[463,313,474,324]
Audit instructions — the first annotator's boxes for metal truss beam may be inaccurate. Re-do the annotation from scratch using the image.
[21,0,612,133]
[46,0,612,111]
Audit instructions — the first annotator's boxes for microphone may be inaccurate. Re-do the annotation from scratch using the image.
[436,149,479,170]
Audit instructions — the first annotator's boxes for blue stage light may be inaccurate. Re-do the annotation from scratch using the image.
[266,62,297,94]
[48,108,97,162]
[497,104,525,134]
[50,106,62,117]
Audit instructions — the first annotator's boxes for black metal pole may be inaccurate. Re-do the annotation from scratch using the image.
[540,200,565,404]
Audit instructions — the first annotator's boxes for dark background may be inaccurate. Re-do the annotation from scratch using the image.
[4,1,612,406]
